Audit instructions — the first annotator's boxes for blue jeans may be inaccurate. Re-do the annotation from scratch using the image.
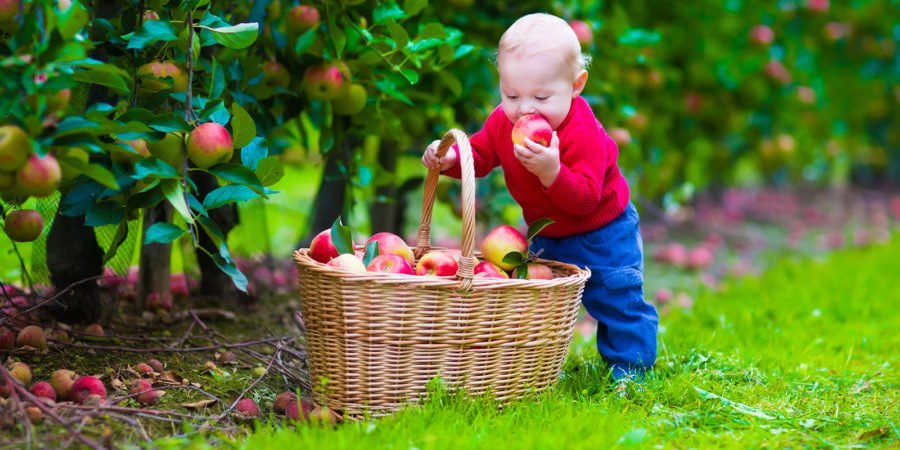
[532,202,658,379]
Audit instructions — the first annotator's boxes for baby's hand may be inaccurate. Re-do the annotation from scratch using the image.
[422,139,457,172]
[514,131,560,187]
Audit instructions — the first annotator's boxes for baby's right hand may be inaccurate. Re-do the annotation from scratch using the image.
[421,139,457,171]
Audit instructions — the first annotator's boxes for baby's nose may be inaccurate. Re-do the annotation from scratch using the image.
[518,102,537,115]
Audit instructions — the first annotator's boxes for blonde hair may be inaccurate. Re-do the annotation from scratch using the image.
[498,13,591,76]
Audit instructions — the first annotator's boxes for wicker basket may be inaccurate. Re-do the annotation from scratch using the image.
[293,129,590,417]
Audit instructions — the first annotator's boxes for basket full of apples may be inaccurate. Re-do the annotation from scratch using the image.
[293,129,590,418]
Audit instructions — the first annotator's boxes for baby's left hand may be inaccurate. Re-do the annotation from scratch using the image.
[514,131,560,188]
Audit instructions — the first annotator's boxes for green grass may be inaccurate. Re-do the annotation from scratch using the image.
[159,236,899,449]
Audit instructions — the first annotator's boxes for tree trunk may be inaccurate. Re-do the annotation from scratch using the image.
[137,204,171,311]
[368,141,400,235]
[46,213,106,324]
[298,132,351,247]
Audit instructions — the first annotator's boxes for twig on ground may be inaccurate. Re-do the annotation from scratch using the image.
[49,336,288,353]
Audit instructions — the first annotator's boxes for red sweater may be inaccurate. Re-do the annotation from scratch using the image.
[444,96,630,238]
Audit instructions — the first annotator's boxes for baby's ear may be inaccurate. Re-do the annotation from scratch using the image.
[572,70,588,97]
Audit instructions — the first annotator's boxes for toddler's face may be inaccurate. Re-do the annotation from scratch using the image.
[498,48,584,130]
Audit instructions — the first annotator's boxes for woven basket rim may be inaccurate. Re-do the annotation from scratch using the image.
[294,248,590,289]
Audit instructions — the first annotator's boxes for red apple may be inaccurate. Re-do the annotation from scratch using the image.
[146,359,164,372]
[0,0,18,32]
[512,262,554,280]
[0,125,30,171]
[309,229,340,263]
[4,209,44,242]
[823,22,851,42]
[30,381,57,402]
[608,127,632,147]
[274,391,297,414]
[137,61,188,95]
[70,375,106,404]
[0,327,13,350]
[16,153,61,197]
[480,225,528,271]
[234,398,261,420]
[415,251,458,276]
[365,232,414,265]
[511,114,552,147]
[749,25,774,46]
[145,291,173,313]
[262,60,291,89]
[326,253,367,273]
[302,64,346,101]
[805,0,829,12]
[286,4,320,34]
[188,122,233,169]
[84,323,104,336]
[16,325,47,351]
[367,254,414,275]
[764,60,791,84]
[143,10,159,21]
[50,369,77,400]
[569,20,592,46]
[130,379,161,405]
[474,261,509,279]
[285,398,317,421]
[134,362,154,375]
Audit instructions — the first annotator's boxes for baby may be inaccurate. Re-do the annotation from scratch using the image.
[422,13,658,383]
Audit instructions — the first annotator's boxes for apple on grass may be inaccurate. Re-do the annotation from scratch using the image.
[50,369,77,400]
[70,375,106,404]
[480,225,528,271]
[511,114,552,147]
[415,251,458,276]
[367,254,414,275]
[365,232,414,265]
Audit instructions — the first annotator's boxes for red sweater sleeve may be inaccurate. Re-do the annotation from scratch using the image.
[443,107,503,179]
[544,122,612,216]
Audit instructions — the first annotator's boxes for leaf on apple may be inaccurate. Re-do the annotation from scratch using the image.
[526,218,554,243]
[515,263,528,280]
[362,241,379,266]
[330,217,354,255]
[502,251,524,267]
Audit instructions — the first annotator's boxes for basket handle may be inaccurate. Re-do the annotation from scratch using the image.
[415,129,478,292]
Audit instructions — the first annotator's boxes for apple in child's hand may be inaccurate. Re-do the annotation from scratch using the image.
[309,229,340,263]
[481,225,528,271]
[415,251,458,276]
[474,261,509,279]
[511,114,552,147]
[326,254,367,273]
[365,232,414,265]
[367,254,414,275]
[513,263,554,280]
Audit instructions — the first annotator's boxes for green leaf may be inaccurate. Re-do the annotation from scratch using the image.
[101,220,130,265]
[240,137,268,170]
[374,79,413,105]
[200,100,231,126]
[144,222,185,245]
[198,22,259,50]
[362,241,379,267]
[58,1,89,40]
[161,180,193,223]
[502,251,525,267]
[203,185,260,210]
[398,68,419,84]
[404,0,428,16]
[208,251,248,293]
[133,157,179,180]
[254,157,284,187]
[86,201,125,227]
[388,20,408,50]
[72,63,131,94]
[420,23,447,39]
[515,263,528,280]
[58,157,120,190]
[331,26,347,58]
[526,218,554,242]
[209,164,264,192]
[127,20,178,49]
[374,2,406,24]
[409,38,444,53]
[210,59,225,99]
[294,27,318,55]
[230,103,256,149]
[330,217,354,255]
[438,71,462,97]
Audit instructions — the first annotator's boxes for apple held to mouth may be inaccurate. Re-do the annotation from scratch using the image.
[511,114,552,147]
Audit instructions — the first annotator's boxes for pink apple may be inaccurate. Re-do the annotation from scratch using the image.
[30,381,57,402]
[749,25,774,46]
[326,254,367,273]
[512,262,554,280]
[480,225,528,271]
[415,251,458,276]
[234,398,261,420]
[365,232,414,265]
[302,64,346,101]
[0,327,13,350]
[511,114,552,147]
[274,391,297,414]
[70,375,106,404]
[4,209,44,242]
[764,60,791,84]
[474,261,508,279]
[569,20,592,46]
[16,153,62,197]
[608,127,632,147]
[16,325,47,351]
[286,5,320,34]
[187,123,233,169]
[309,229,340,263]
[823,22,851,42]
[366,254,414,275]
[805,0,829,13]
[686,247,713,270]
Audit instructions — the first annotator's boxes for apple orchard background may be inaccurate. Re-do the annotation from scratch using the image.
[0,0,897,445]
